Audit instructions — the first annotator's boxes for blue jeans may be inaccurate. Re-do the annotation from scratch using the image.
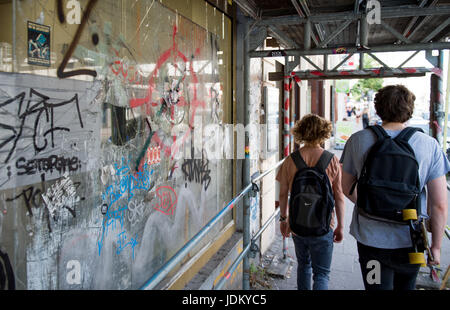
[292,230,334,290]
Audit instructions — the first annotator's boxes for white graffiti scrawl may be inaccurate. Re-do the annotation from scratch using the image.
[41,172,80,221]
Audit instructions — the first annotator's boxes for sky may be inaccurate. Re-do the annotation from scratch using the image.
[349,50,450,116]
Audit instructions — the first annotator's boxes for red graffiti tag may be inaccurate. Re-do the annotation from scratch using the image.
[110,48,145,87]
[153,186,177,216]
[130,24,205,161]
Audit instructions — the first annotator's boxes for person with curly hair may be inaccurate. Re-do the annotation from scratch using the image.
[276,114,345,290]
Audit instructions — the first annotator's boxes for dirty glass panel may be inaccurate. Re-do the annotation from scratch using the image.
[0,0,233,289]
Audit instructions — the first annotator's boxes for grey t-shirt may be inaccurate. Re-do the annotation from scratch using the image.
[340,128,450,249]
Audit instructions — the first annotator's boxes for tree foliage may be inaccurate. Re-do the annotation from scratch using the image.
[350,56,384,100]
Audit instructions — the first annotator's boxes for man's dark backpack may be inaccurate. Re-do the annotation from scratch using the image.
[351,125,423,222]
[288,150,335,237]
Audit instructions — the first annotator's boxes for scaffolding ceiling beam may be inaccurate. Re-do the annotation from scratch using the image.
[268,67,431,81]
[249,42,450,58]
[257,5,450,26]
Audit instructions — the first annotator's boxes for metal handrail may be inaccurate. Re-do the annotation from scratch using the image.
[214,207,281,290]
[139,158,286,290]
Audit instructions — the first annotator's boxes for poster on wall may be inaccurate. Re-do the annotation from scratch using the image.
[0,72,102,190]
[27,21,51,67]
[334,120,356,150]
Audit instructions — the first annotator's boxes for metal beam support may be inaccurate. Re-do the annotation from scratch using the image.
[268,25,299,49]
[249,42,450,58]
[257,6,450,26]
[399,0,430,42]
[291,0,305,18]
[406,0,439,41]
[302,55,322,71]
[397,19,450,69]
[421,17,450,43]
[380,22,413,44]
[430,51,445,145]
[248,26,267,51]
[282,56,292,261]
[287,55,300,73]
[368,52,390,69]
[243,19,251,291]
[360,13,369,48]
[319,19,353,48]
[332,53,354,71]
[234,0,260,19]
[304,19,311,50]
[398,50,420,68]
[298,0,325,43]
[283,57,291,159]
[268,67,431,81]
[297,0,324,46]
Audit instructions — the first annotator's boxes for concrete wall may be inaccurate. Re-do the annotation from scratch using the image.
[0,0,234,290]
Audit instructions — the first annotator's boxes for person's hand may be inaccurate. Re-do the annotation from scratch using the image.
[280,221,291,238]
[429,246,441,266]
[333,225,344,243]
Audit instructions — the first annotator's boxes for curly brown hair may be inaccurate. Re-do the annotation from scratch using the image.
[291,114,332,146]
[374,85,415,123]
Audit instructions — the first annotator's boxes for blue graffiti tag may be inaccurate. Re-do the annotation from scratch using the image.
[97,204,127,256]
[116,230,138,259]
[102,157,153,208]
[98,157,152,259]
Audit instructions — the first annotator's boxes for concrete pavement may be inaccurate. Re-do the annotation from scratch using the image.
[257,162,365,290]
[254,145,450,291]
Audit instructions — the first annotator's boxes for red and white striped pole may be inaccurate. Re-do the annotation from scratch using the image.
[283,76,291,157]
[282,74,291,260]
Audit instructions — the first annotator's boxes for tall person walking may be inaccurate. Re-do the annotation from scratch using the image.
[340,85,449,290]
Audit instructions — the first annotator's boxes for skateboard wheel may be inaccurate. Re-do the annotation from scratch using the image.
[402,209,418,221]
[409,252,426,265]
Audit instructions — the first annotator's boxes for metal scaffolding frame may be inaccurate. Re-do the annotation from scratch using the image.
[232,0,450,290]
[236,0,450,79]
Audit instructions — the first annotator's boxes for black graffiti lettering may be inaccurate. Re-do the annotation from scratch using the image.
[5,180,83,222]
[15,155,81,176]
[57,0,99,78]
[6,186,42,216]
[0,92,26,164]
[181,155,212,191]
[0,88,84,164]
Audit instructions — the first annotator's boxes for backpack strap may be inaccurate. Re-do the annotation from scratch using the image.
[395,127,423,142]
[315,150,334,172]
[290,150,308,170]
[369,125,390,140]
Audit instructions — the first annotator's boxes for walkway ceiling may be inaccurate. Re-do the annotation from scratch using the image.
[235,0,450,79]
[237,0,450,50]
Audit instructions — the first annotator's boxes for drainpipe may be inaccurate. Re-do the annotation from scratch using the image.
[242,18,251,291]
